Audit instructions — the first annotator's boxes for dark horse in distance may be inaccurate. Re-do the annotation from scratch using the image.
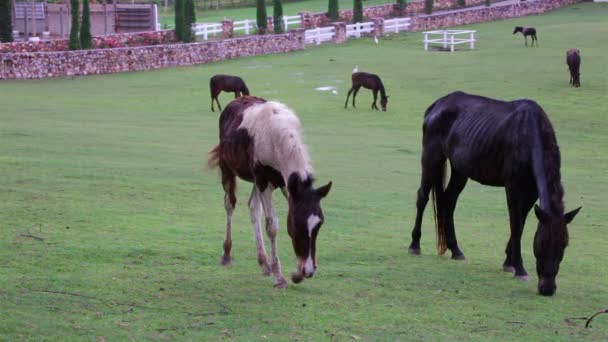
[208,96,332,288]
[408,91,581,296]
[344,72,389,111]
[513,26,538,47]
[566,48,581,88]
[209,74,250,112]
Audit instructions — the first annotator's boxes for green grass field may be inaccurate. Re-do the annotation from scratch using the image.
[2,3,608,340]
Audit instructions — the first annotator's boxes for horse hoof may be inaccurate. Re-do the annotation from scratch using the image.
[262,263,272,276]
[503,265,515,273]
[408,247,421,255]
[451,254,466,260]
[515,275,529,282]
[220,256,231,266]
[274,278,289,288]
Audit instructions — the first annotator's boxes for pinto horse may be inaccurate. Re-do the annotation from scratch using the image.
[208,96,332,288]
[344,72,389,111]
[209,74,250,112]
[408,91,581,296]
[566,48,581,87]
[513,26,538,47]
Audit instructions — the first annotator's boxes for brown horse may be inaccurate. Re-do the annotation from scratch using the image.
[513,26,538,47]
[408,91,581,296]
[566,48,581,88]
[344,72,389,111]
[208,96,332,288]
[209,74,250,112]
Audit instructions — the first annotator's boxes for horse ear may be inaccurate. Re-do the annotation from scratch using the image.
[315,181,332,199]
[564,207,582,224]
[534,204,549,223]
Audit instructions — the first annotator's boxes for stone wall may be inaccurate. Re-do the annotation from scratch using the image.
[410,0,581,31]
[0,30,304,80]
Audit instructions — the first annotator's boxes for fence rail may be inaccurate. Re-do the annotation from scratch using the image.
[193,22,222,40]
[283,15,301,30]
[346,22,374,38]
[384,17,411,34]
[304,26,335,45]
[14,2,46,19]
[234,19,257,35]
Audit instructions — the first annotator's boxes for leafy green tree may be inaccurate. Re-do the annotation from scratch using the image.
[353,0,363,23]
[69,0,81,50]
[424,0,434,14]
[174,0,184,41]
[485,0,491,6]
[457,0,465,7]
[328,0,339,22]
[0,0,13,43]
[184,0,196,42]
[396,0,407,13]
[273,0,283,34]
[256,0,267,34]
[80,0,92,49]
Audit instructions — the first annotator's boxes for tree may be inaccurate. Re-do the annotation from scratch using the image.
[424,0,433,14]
[0,0,12,43]
[457,0,465,7]
[80,0,92,49]
[69,0,81,50]
[273,0,283,34]
[328,0,339,22]
[396,0,407,14]
[485,0,491,6]
[353,0,363,23]
[174,0,185,41]
[256,0,267,34]
[184,0,196,42]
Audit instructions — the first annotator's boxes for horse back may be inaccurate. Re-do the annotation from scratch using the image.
[352,72,383,89]
[566,49,581,71]
[210,74,247,92]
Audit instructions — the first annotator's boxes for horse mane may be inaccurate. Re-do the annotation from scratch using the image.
[239,101,313,181]
[535,108,565,216]
[379,82,387,99]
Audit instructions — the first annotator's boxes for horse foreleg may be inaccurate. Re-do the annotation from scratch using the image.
[249,187,271,276]
[216,97,222,112]
[524,36,528,47]
[352,87,361,108]
[234,91,240,98]
[505,187,538,280]
[372,90,378,110]
[211,95,216,112]
[258,186,288,288]
[220,169,237,266]
[344,88,354,108]
[534,35,538,47]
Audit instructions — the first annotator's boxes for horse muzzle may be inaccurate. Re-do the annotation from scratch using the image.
[538,277,556,296]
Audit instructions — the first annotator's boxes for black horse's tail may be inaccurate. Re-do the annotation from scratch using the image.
[432,159,449,255]
[241,84,250,96]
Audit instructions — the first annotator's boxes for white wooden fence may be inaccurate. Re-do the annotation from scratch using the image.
[346,22,375,38]
[384,17,411,34]
[193,22,222,40]
[423,30,476,52]
[304,26,335,45]
[283,15,301,30]
[234,19,257,35]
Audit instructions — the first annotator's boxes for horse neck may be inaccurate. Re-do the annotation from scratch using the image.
[378,83,387,99]
[279,143,313,184]
[531,118,565,216]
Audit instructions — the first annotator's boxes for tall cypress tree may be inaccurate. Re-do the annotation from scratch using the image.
[424,0,434,14]
[256,0,267,34]
[396,0,407,14]
[69,0,81,50]
[80,0,92,48]
[184,0,196,42]
[273,0,283,34]
[0,0,13,43]
[174,0,184,41]
[328,0,339,22]
[457,0,465,7]
[353,0,363,23]
[485,0,491,6]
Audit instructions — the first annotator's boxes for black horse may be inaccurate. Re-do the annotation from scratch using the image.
[566,48,581,88]
[344,72,389,111]
[408,91,581,296]
[513,26,538,47]
[209,74,250,112]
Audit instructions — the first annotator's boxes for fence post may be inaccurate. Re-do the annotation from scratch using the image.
[450,34,454,52]
[470,31,474,49]
[443,31,447,49]
[332,21,347,44]
[371,17,384,37]
[221,19,233,39]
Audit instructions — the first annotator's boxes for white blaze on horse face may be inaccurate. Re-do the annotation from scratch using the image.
[307,214,321,238]
[303,214,321,276]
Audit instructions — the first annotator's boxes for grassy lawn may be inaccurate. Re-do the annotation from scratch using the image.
[158,0,390,26]
[1,2,608,340]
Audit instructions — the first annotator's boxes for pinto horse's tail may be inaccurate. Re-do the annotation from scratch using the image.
[207,145,221,169]
[432,160,450,255]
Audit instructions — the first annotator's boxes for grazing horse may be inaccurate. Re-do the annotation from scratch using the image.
[408,91,581,296]
[513,26,538,47]
[344,72,389,111]
[208,96,332,288]
[209,74,250,112]
[566,48,581,88]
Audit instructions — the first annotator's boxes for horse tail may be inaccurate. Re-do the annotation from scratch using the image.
[433,159,449,255]
[242,84,250,96]
[207,145,221,169]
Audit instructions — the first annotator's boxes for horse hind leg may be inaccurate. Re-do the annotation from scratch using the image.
[249,187,272,276]
[436,169,467,260]
[220,168,237,266]
[344,88,354,108]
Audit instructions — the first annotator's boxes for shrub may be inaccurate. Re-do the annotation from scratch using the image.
[485,0,491,6]
[256,0,267,34]
[457,0,465,7]
[328,0,339,22]
[69,0,80,50]
[184,0,196,42]
[273,0,283,34]
[353,0,363,23]
[424,0,434,14]
[174,0,184,41]
[80,0,92,49]
[0,0,12,43]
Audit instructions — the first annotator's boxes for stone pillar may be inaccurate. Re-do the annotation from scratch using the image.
[267,16,274,33]
[371,17,384,37]
[222,19,234,39]
[291,28,306,50]
[299,12,313,29]
[332,22,347,44]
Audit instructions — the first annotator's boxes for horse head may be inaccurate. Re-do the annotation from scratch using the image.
[381,95,389,112]
[287,175,332,283]
[513,26,523,35]
[533,205,581,296]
